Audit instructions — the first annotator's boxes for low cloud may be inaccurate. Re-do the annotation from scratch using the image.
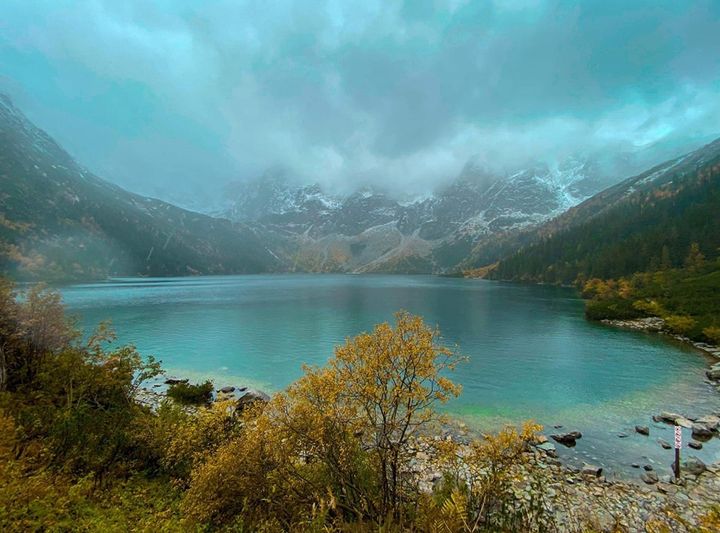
[1,0,719,199]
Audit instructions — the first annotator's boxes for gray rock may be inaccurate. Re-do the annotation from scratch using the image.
[635,425,650,436]
[643,464,654,471]
[219,385,236,394]
[676,417,693,429]
[695,415,720,431]
[681,457,707,476]
[658,438,672,450]
[236,388,271,410]
[706,368,720,380]
[164,377,189,385]
[688,441,703,450]
[617,433,629,438]
[641,471,659,484]
[656,412,682,424]
[581,463,603,477]
[631,463,640,468]
[691,423,713,440]
[551,431,582,447]
[655,412,692,428]
[536,442,558,457]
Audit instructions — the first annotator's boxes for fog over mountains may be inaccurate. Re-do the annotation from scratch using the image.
[2,1,719,203]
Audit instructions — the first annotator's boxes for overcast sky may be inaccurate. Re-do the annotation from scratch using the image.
[2,0,719,201]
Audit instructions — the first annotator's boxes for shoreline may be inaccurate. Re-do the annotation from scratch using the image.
[598,317,720,390]
[137,381,720,532]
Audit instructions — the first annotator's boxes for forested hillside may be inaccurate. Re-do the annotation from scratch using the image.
[488,138,720,284]
[0,95,280,281]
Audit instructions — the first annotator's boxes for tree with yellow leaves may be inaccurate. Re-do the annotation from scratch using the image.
[183,311,464,528]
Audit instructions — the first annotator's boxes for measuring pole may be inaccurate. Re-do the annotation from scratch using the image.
[674,425,681,479]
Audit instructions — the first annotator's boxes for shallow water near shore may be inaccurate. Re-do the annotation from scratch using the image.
[60,274,720,477]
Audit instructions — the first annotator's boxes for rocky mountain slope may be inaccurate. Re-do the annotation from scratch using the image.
[217,158,618,273]
[0,95,281,281]
[484,137,720,283]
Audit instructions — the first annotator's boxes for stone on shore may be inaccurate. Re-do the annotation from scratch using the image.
[236,388,271,410]
[536,442,558,457]
[706,366,720,381]
[164,377,188,385]
[581,463,603,477]
[219,385,236,393]
[641,471,659,484]
[682,457,707,476]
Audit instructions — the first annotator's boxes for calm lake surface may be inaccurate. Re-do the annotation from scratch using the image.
[60,274,720,476]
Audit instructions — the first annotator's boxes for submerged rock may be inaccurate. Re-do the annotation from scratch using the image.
[688,441,703,450]
[635,425,650,436]
[658,438,672,450]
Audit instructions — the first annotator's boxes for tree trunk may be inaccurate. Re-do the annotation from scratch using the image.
[0,344,7,392]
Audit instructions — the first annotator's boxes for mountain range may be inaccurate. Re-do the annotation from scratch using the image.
[214,157,630,273]
[1,93,717,281]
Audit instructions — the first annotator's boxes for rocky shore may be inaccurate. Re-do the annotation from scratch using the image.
[600,317,720,360]
[410,433,720,532]
[136,370,720,531]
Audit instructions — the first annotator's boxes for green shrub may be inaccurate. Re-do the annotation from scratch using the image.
[167,381,213,405]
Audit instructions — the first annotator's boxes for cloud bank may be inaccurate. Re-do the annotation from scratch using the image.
[1,0,719,199]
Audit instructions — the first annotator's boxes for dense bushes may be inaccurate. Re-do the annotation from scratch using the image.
[166,380,213,405]
[0,281,162,479]
[581,256,720,342]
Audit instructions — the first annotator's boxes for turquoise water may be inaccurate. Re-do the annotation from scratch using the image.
[60,274,720,476]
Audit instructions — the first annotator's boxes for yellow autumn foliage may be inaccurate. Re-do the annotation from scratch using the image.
[183,311,464,529]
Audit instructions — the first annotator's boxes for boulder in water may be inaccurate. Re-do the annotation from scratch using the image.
[551,431,582,447]
[691,423,713,440]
